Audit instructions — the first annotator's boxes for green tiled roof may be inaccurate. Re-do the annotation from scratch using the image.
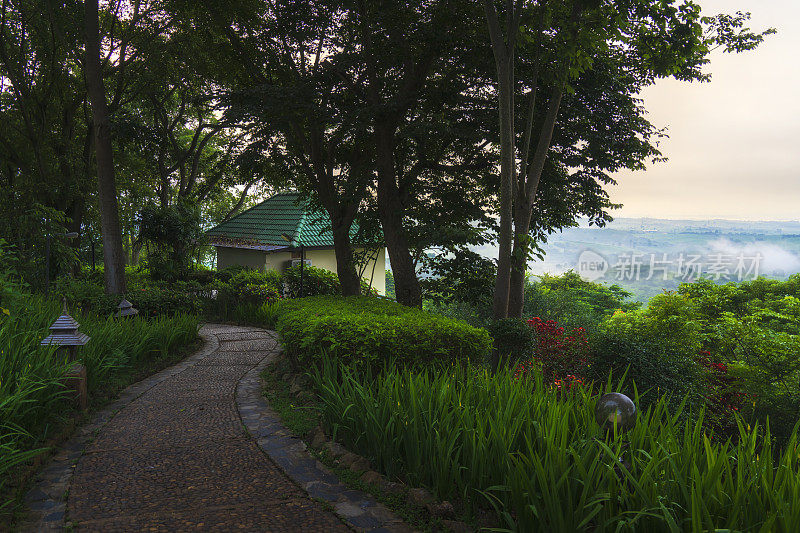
[206,192,340,248]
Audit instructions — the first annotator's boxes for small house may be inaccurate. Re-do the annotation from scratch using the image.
[206,192,386,295]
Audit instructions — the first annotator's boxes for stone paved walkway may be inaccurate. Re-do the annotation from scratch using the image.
[64,324,351,532]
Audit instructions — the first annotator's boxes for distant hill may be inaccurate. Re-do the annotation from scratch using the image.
[472,218,800,303]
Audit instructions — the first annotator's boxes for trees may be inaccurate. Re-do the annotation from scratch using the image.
[341,0,494,308]
[483,0,774,319]
[0,0,776,305]
[1,0,261,286]
[0,0,91,284]
[85,0,126,294]
[220,1,373,296]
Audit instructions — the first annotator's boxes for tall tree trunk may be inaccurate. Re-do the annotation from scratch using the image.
[131,234,143,266]
[492,60,515,320]
[375,125,422,308]
[508,196,533,317]
[507,88,565,317]
[84,0,126,294]
[332,223,361,296]
[484,0,520,321]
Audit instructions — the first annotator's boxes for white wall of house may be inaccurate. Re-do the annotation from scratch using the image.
[215,246,386,295]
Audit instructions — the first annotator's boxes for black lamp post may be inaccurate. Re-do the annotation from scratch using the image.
[281,233,304,297]
[45,231,79,296]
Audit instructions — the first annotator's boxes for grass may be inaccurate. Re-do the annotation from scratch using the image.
[311,355,800,532]
[259,359,467,532]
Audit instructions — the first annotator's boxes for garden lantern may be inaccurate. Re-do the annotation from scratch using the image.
[595,392,636,433]
[117,298,139,318]
[41,300,90,409]
[41,300,90,361]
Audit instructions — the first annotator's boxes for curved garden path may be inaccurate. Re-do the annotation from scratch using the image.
[55,324,354,532]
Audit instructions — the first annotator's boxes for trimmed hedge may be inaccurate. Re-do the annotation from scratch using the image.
[276,296,491,369]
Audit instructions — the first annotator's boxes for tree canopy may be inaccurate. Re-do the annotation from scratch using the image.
[0,0,773,304]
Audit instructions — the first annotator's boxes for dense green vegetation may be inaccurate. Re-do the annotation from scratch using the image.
[0,0,785,529]
[0,282,198,513]
[277,296,492,371]
[313,358,800,532]
[261,273,800,530]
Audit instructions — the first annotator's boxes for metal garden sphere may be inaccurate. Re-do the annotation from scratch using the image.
[595,392,636,433]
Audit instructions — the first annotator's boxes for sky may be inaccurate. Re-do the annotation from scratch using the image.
[610,0,800,221]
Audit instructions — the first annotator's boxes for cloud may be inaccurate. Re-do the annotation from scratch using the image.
[707,238,800,275]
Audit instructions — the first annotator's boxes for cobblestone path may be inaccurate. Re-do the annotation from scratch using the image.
[65,324,350,532]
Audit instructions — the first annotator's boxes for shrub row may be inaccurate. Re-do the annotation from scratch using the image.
[56,264,377,321]
[276,296,492,370]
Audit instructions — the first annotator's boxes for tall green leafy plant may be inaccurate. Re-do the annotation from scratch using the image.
[312,356,800,531]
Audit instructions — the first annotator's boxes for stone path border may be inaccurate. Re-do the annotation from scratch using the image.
[237,345,413,533]
[22,325,412,532]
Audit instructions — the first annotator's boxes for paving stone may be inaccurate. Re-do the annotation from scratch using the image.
[59,325,349,532]
[24,324,411,533]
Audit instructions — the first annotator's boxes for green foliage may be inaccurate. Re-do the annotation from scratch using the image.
[0,239,26,313]
[227,268,283,292]
[590,292,705,411]
[421,249,496,311]
[489,318,534,364]
[283,265,376,298]
[232,301,282,329]
[224,268,283,304]
[676,276,800,442]
[524,271,640,330]
[385,269,396,300]
[276,296,492,370]
[140,201,205,281]
[53,276,204,317]
[424,299,489,329]
[283,265,341,297]
[313,357,800,531]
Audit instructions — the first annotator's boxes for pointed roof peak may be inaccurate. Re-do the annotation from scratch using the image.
[205,191,353,249]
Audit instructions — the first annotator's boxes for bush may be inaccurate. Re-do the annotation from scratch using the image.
[232,301,282,329]
[184,268,216,285]
[526,317,590,382]
[283,265,377,297]
[127,283,204,317]
[425,299,489,328]
[54,277,117,315]
[524,271,640,330]
[54,276,204,317]
[667,277,800,443]
[277,296,492,370]
[489,318,534,364]
[228,268,283,294]
[589,292,705,411]
[283,265,340,297]
[139,201,204,281]
[420,249,496,310]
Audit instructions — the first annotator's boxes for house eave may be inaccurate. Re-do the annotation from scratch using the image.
[209,237,289,252]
